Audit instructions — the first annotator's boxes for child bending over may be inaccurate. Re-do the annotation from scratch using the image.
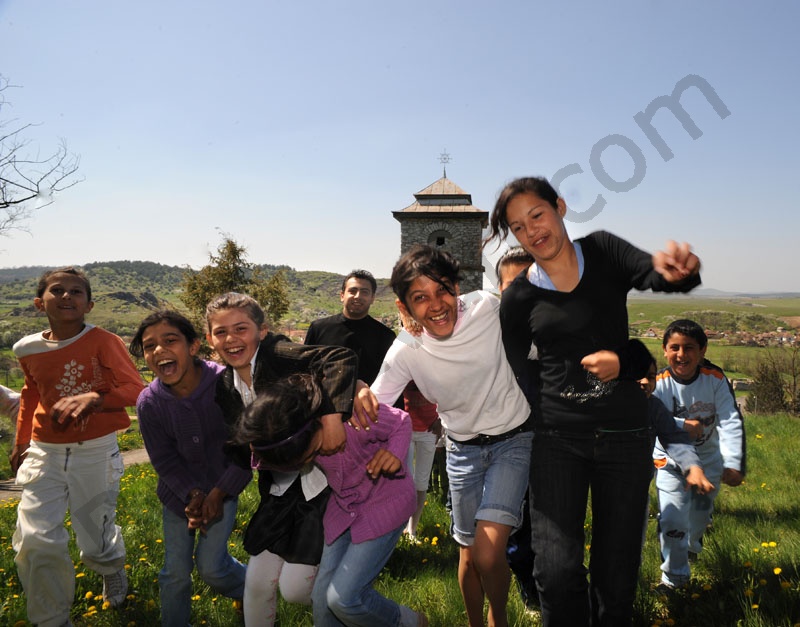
[232,373,427,627]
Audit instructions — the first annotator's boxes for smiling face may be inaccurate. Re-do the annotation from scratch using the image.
[34,272,94,327]
[505,192,570,265]
[340,277,375,320]
[397,274,460,340]
[663,332,707,382]
[141,321,201,397]
[206,307,268,381]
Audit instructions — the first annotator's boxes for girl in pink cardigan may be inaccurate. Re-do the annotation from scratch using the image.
[231,373,428,627]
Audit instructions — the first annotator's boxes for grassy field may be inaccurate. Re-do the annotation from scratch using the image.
[1,414,799,626]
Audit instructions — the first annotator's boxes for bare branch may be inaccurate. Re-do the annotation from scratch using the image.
[0,75,83,235]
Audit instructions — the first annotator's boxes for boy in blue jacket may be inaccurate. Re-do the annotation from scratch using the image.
[653,319,745,589]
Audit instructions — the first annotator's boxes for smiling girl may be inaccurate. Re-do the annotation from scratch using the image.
[204,292,359,627]
[130,310,251,627]
[486,175,702,626]
[362,245,532,627]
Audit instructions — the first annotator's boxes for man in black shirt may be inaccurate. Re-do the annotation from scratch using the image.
[305,269,395,385]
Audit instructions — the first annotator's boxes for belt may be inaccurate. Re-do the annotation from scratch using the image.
[454,419,532,446]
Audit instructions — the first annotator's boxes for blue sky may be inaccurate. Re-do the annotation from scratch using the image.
[1,1,798,293]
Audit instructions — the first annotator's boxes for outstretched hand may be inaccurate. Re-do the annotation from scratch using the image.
[653,240,701,284]
[350,380,379,430]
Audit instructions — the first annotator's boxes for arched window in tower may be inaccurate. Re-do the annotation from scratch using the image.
[428,229,451,248]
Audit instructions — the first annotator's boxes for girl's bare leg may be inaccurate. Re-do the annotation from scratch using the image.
[473,521,513,627]
[458,545,486,626]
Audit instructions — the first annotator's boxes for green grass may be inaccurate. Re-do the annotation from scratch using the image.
[1,415,800,626]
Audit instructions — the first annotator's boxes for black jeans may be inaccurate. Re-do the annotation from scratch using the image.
[529,427,653,627]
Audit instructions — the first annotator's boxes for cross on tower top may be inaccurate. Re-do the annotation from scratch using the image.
[439,150,451,178]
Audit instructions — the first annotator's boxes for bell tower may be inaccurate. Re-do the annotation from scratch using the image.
[392,168,488,293]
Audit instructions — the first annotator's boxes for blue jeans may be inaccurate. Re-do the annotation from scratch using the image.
[529,428,653,627]
[160,500,246,627]
[312,525,416,627]
[446,431,532,545]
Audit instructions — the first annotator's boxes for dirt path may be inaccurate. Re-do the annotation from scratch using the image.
[0,447,151,502]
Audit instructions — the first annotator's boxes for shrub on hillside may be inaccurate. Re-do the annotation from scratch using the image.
[745,359,786,414]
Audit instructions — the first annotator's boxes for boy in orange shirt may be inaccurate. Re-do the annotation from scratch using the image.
[10,267,144,627]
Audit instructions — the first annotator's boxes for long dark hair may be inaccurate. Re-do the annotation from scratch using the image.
[483,176,560,249]
[231,374,324,469]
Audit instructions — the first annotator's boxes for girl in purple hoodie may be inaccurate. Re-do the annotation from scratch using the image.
[130,311,252,626]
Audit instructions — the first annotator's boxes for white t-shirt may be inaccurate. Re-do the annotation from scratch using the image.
[372,291,530,441]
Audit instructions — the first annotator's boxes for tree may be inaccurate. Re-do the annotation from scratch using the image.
[1,75,81,235]
[181,236,290,331]
[745,356,786,414]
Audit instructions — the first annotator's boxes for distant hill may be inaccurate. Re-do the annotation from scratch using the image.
[0,261,796,350]
[0,261,400,345]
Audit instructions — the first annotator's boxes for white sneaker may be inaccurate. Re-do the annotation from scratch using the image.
[102,568,128,608]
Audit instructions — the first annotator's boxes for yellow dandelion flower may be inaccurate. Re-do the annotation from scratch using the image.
[752,603,759,609]
[102,600,112,610]
[759,579,767,586]
[761,483,767,488]
[769,541,777,547]
[233,600,243,610]
[127,594,136,600]
[702,583,712,590]
[744,561,753,568]
[755,434,763,439]
[127,622,137,627]
[0,568,4,573]
[192,594,201,601]
[431,537,439,546]
[139,557,147,562]
[744,589,754,597]
[230,542,236,547]
[156,538,163,544]
[781,581,791,590]
[761,542,769,548]
[691,593,700,600]
[665,619,675,626]
[422,558,428,564]
[14,621,27,627]
[774,567,782,575]
[753,548,760,553]
[125,564,132,570]
[87,605,97,612]
[85,591,94,599]
[76,572,86,578]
